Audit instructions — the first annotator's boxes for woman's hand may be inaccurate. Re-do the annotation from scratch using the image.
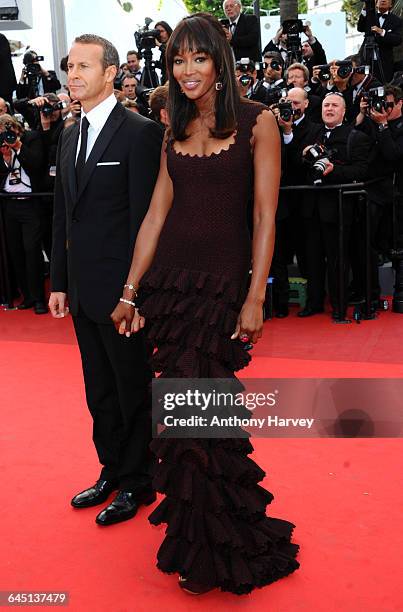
[110,301,137,337]
[231,299,264,345]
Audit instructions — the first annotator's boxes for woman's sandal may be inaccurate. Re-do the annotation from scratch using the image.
[178,575,215,595]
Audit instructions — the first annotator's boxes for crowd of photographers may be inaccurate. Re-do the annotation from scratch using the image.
[0,0,403,321]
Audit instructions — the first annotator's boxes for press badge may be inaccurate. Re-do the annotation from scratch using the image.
[9,168,21,185]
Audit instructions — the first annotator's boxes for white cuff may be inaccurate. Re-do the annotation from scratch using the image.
[283,132,293,144]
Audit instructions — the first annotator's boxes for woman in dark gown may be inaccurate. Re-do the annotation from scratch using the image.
[111,13,300,596]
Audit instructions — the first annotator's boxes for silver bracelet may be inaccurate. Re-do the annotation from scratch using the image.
[119,298,136,307]
[123,284,138,297]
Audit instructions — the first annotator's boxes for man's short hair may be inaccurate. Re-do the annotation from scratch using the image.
[263,51,284,68]
[122,74,137,85]
[385,85,403,102]
[127,50,140,59]
[286,62,309,82]
[74,34,119,71]
[149,85,169,118]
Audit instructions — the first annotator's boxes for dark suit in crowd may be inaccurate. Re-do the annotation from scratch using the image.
[298,123,372,315]
[350,115,397,300]
[230,13,260,62]
[0,130,45,304]
[357,10,402,83]
[51,101,162,492]
[0,33,17,106]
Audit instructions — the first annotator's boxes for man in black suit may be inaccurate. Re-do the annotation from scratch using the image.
[351,85,403,302]
[223,0,260,62]
[49,34,162,526]
[274,87,319,301]
[357,0,402,83]
[0,33,17,107]
[295,93,372,319]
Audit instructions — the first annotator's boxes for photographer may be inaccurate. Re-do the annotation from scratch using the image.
[0,114,46,314]
[274,87,320,288]
[251,52,286,105]
[348,86,402,303]
[222,0,260,62]
[286,62,322,121]
[16,50,60,100]
[149,85,169,128]
[296,93,371,319]
[235,58,257,98]
[154,21,172,84]
[357,0,402,83]
[263,26,288,63]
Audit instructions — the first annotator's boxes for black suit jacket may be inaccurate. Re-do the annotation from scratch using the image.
[299,123,372,223]
[231,13,260,62]
[357,11,402,82]
[0,33,17,103]
[50,102,162,323]
[303,39,327,77]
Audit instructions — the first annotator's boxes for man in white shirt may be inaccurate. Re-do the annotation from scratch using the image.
[49,34,162,526]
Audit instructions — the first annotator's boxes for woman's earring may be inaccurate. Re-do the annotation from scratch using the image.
[215,82,223,91]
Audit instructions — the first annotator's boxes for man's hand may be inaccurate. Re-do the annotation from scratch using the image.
[277,113,293,134]
[322,160,334,176]
[0,144,12,164]
[224,27,232,41]
[49,292,69,318]
[371,26,384,35]
[29,96,49,108]
[274,26,283,44]
[370,107,389,124]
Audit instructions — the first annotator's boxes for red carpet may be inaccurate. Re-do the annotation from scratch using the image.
[1,304,402,611]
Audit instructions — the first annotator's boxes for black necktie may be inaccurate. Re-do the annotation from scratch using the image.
[76,116,89,186]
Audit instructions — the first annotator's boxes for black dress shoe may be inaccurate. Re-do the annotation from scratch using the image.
[95,488,156,526]
[297,307,324,318]
[71,479,118,508]
[34,301,48,315]
[17,300,35,310]
[275,307,289,318]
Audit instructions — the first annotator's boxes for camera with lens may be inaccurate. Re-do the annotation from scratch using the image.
[317,61,353,82]
[219,18,230,28]
[23,50,44,79]
[135,17,160,51]
[304,143,334,185]
[361,86,389,113]
[41,100,67,117]
[265,85,289,107]
[273,101,294,122]
[236,58,256,74]
[282,19,305,55]
[0,128,17,147]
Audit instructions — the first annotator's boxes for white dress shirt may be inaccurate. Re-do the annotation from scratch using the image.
[76,92,117,163]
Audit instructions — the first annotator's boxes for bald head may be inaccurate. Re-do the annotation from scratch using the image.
[287,87,309,119]
[322,93,346,127]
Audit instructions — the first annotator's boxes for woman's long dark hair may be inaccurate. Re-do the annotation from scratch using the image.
[165,13,240,141]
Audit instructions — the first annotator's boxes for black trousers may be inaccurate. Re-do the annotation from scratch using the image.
[73,306,155,492]
[303,207,350,313]
[3,197,44,302]
[269,217,290,310]
[350,199,384,300]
